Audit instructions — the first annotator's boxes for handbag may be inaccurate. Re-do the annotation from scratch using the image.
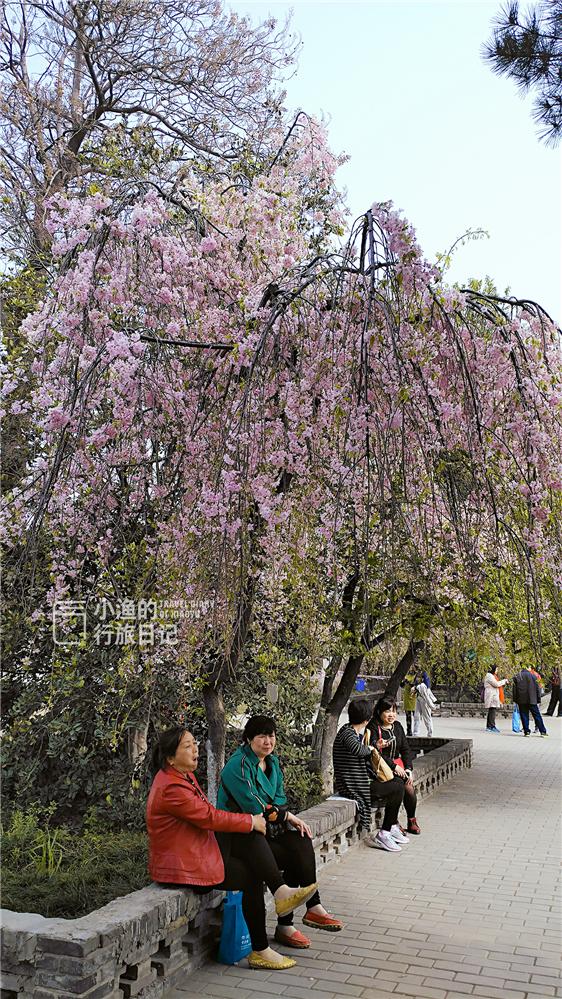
[512,704,522,733]
[217,891,252,964]
[264,803,288,840]
[363,729,394,782]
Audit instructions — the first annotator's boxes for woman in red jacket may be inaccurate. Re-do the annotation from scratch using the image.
[146,727,317,970]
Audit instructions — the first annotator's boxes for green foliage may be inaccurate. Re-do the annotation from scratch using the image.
[1,649,181,830]
[1,809,149,917]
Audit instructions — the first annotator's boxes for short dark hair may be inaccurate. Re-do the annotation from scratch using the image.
[372,697,397,722]
[348,698,373,725]
[150,726,188,774]
[243,715,276,743]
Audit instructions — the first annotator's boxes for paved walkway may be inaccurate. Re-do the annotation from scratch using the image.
[167,716,562,999]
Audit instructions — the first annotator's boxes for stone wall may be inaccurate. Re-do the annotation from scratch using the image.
[1,737,471,999]
[436,701,514,718]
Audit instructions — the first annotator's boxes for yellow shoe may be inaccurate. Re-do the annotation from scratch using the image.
[274,882,318,918]
[247,951,297,970]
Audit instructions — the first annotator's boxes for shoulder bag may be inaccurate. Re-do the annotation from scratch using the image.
[363,728,394,782]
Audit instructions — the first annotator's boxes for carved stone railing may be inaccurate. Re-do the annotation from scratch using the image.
[436,701,514,718]
[0,737,471,999]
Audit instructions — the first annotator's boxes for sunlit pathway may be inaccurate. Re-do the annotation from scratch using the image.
[167,716,562,999]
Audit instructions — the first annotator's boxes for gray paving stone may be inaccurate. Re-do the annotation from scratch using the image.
[394,985,447,999]
[278,990,337,999]
[503,983,557,996]
[530,973,562,986]
[472,989,524,999]
[358,985,398,997]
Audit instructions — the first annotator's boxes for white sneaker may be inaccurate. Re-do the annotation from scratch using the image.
[390,824,409,844]
[372,830,402,852]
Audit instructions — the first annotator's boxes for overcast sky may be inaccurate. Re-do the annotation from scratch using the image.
[230,0,561,322]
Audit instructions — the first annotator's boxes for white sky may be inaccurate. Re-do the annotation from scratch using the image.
[230,0,561,322]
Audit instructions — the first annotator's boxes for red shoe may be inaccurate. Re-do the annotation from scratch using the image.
[302,910,343,932]
[274,927,311,948]
[407,818,421,835]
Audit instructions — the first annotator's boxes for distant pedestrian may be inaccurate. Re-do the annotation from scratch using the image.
[413,681,438,737]
[512,667,548,737]
[422,670,431,688]
[529,668,545,732]
[545,667,562,717]
[400,672,418,736]
[483,666,508,733]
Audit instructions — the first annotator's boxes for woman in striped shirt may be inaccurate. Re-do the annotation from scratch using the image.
[332,698,408,852]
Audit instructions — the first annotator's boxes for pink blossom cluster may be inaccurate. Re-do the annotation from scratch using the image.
[4,118,562,654]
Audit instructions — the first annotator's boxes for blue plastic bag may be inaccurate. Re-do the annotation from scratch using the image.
[217,891,252,964]
[512,704,522,733]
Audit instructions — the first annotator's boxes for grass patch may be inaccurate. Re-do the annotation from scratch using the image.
[2,810,150,918]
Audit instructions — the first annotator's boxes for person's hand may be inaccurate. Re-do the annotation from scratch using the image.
[376,738,384,751]
[287,812,313,838]
[251,814,267,835]
[394,765,406,779]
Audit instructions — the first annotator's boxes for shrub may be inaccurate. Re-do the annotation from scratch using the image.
[1,809,149,918]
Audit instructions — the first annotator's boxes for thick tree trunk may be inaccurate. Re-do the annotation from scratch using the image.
[314,625,426,794]
[316,708,341,795]
[129,720,149,765]
[314,650,364,794]
[383,639,426,701]
[202,682,226,804]
[310,654,341,763]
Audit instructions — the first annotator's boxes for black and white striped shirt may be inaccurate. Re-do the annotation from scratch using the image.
[332,723,374,830]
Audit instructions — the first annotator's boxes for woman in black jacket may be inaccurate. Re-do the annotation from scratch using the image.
[371,697,421,835]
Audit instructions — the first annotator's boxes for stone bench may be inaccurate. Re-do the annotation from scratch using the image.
[0,738,471,999]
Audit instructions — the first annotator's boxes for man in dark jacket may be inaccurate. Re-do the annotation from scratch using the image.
[512,668,548,736]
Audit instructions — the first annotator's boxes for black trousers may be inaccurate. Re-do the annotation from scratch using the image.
[370,777,405,831]
[269,829,321,926]
[225,830,321,932]
[545,686,562,715]
[486,707,496,729]
[405,711,414,736]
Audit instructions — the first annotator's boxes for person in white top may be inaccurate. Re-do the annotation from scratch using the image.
[483,666,508,733]
[413,682,438,736]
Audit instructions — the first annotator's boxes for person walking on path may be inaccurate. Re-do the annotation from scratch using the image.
[545,666,562,716]
[483,665,508,733]
[400,672,418,736]
[512,667,548,737]
[529,667,545,732]
[413,680,438,736]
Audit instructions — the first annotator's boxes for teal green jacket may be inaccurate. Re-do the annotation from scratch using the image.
[217,744,287,815]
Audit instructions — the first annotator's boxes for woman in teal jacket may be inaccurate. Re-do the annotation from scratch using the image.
[219,715,343,949]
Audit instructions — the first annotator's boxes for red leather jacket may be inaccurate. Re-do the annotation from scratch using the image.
[146,766,252,885]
